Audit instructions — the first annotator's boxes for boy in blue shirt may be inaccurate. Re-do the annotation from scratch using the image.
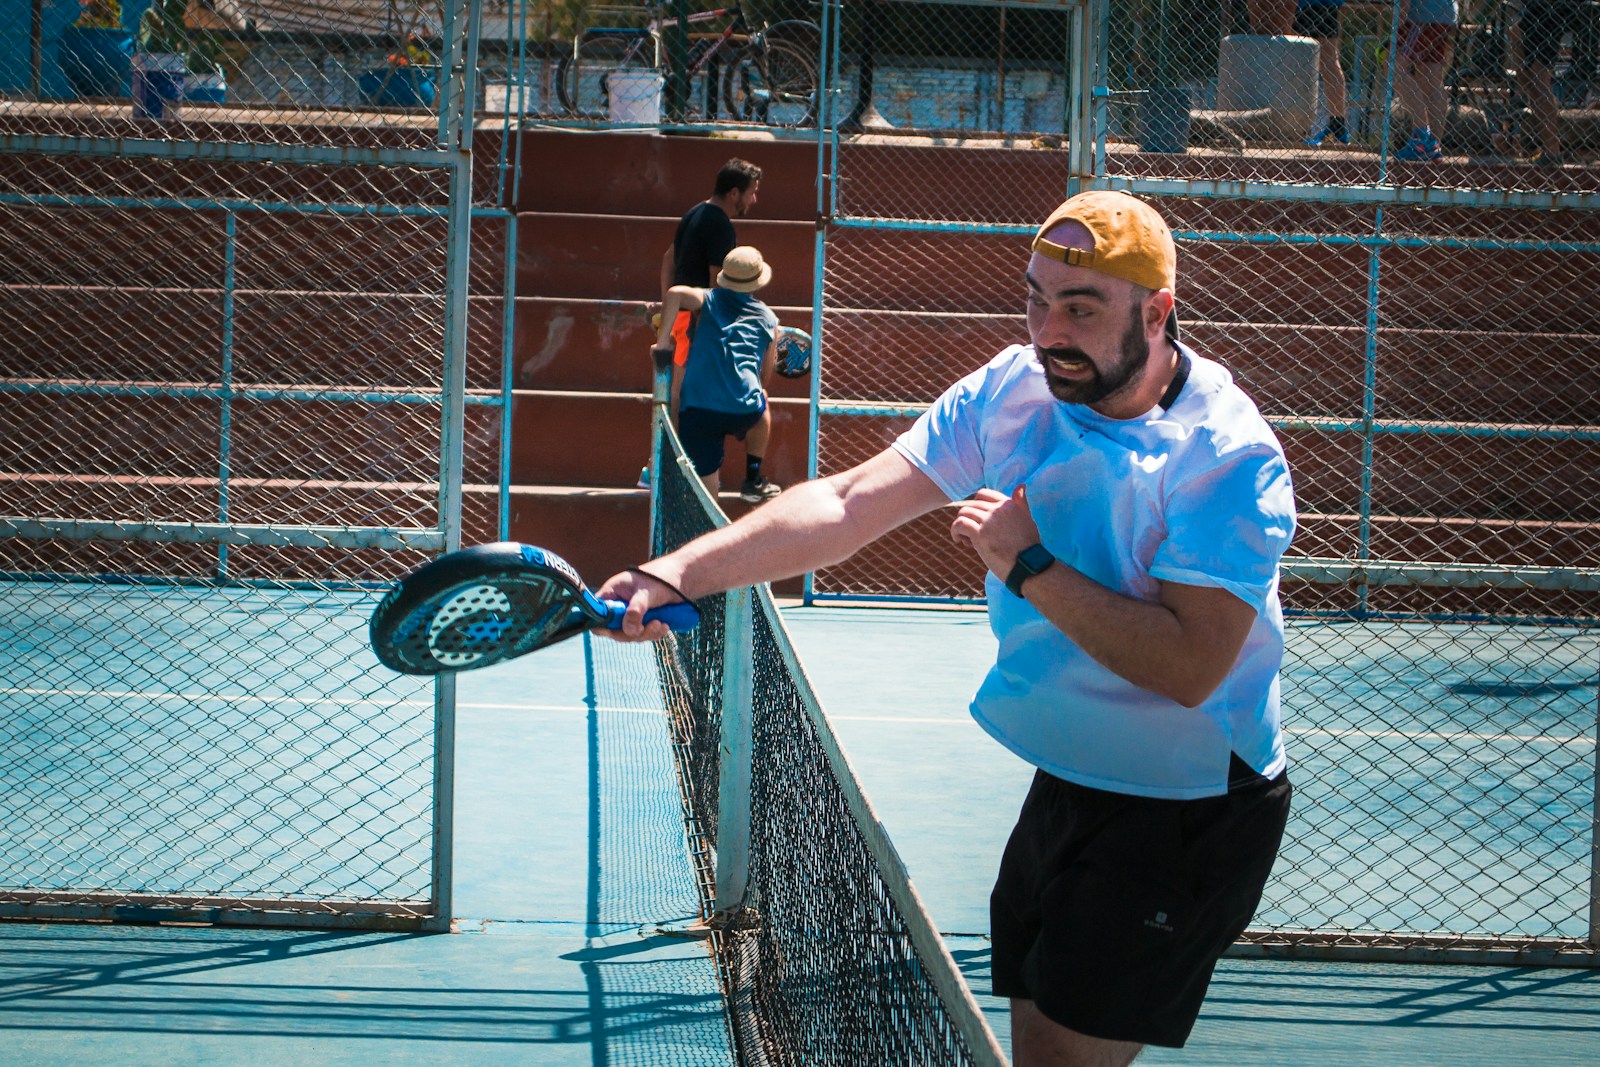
[652,245,782,503]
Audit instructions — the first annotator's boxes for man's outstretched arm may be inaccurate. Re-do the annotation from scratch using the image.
[597,449,948,637]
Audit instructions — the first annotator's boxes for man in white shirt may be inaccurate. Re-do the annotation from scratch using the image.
[599,190,1297,1066]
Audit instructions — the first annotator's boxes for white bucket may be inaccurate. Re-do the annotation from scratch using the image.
[607,69,664,125]
[485,80,534,116]
[1216,35,1318,139]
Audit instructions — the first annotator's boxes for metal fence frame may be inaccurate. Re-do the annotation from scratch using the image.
[0,0,513,931]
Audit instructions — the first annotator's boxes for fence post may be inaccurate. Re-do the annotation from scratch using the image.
[714,587,755,915]
[1590,687,1600,947]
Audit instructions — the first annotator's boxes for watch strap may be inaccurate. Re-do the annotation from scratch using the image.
[1005,544,1056,598]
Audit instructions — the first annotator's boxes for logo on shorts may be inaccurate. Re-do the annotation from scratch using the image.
[1143,910,1174,933]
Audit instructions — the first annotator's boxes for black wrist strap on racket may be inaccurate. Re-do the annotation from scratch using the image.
[627,567,692,605]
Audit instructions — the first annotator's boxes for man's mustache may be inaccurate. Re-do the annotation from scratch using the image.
[1037,346,1092,364]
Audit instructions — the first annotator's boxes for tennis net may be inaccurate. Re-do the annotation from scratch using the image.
[638,410,1007,1066]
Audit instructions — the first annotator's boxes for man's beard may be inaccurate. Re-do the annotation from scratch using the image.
[1036,308,1149,405]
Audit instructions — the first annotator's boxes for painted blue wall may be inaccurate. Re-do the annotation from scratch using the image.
[0,0,154,98]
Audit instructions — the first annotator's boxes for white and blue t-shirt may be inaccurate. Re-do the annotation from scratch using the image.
[892,343,1296,799]
[681,289,778,415]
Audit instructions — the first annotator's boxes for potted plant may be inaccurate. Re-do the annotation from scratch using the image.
[131,0,228,119]
[58,0,132,100]
[360,31,439,108]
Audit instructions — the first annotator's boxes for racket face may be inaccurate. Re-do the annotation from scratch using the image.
[776,325,812,379]
[370,543,607,675]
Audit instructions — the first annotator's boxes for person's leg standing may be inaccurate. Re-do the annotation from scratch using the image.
[991,770,1292,1065]
[1519,1,1565,160]
[735,404,780,503]
[677,406,728,495]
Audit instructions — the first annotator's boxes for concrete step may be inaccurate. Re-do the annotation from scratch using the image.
[509,131,820,220]
[2,287,511,393]
[506,484,802,595]
[513,295,814,399]
[814,411,1600,523]
[814,310,1600,428]
[516,212,815,305]
[509,390,810,492]
[821,223,1600,335]
[0,209,510,297]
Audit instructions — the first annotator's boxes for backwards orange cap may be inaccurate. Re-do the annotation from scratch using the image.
[1031,190,1176,296]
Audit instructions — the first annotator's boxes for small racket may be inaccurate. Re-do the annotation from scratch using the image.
[369,542,699,676]
[776,325,813,379]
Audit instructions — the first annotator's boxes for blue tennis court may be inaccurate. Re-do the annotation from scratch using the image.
[3,587,1597,1064]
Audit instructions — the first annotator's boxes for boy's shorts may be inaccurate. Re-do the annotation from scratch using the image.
[990,766,1291,1048]
[678,403,766,477]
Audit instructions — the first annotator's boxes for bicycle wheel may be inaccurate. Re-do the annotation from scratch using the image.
[723,37,819,128]
[556,34,654,119]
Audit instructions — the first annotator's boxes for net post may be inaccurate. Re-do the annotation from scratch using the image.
[1589,689,1600,948]
[713,586,755,913]
[651,345,674,406]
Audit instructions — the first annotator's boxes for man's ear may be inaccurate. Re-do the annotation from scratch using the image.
[1146,289,1176,339]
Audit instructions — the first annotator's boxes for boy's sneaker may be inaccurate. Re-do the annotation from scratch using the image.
[738,476,781,503]
[1305,123,1349,147]
[636,465,651,489]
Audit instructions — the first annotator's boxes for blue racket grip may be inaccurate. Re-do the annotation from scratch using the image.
[601,598,701,632]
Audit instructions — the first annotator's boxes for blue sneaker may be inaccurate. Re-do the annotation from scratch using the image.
[1396,127,1443,161]
[1305,123,1349,147]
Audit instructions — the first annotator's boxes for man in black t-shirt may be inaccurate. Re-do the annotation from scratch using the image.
[659,158,763,361]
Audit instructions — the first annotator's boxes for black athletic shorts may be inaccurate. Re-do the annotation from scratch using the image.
[1521,1,1578,68]
[990,763,1292,1048]
[678,404,765,477]
[1293,4,1342,41]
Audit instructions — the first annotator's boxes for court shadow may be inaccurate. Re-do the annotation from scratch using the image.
[0,922,729,1055]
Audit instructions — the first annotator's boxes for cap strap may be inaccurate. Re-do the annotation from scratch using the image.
[1031,235,1098,269]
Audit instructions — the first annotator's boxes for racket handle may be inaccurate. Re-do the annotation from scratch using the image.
[600,599,701,632]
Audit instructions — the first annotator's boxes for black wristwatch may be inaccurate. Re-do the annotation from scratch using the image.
[1005,543,1057,598]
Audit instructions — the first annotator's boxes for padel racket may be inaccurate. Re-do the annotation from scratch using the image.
[776,325,813,379]
[369,542,699,676]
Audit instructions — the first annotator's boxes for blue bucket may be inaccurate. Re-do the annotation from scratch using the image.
[359,66,438,108]
[131,51,185,120]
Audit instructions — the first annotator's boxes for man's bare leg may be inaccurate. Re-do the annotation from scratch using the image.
[1010,1000,1143,1067]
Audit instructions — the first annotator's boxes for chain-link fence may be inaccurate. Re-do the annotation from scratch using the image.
[0,1,508,928]
[799,1,1600,964]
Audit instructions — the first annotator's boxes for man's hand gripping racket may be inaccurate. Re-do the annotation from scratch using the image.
[369,542,699,675]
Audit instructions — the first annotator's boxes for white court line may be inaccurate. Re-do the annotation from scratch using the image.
[1286,725,1596,746]
[8,689,1588,743]
[827,713,1595,747]
[1,687,649,717]
[3,686,430,708]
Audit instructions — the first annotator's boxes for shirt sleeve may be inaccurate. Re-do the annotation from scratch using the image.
[1149,441,1296,612]
[890,359,998,501]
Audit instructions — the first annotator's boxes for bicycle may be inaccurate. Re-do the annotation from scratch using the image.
[556,3,820,128]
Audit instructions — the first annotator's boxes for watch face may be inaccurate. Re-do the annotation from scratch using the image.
[1020,544,1055,572]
